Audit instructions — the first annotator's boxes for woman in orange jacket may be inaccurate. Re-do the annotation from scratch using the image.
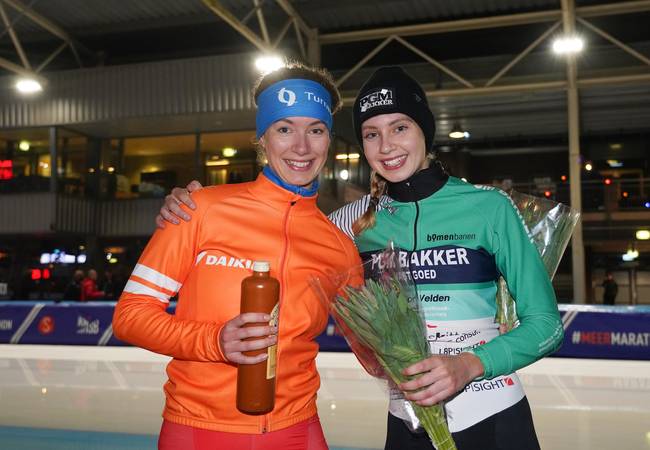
[112,63,361,450]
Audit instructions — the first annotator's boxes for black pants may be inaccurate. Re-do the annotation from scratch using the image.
[384,397,541,450]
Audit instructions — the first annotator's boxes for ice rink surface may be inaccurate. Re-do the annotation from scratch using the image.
[0,345,649,450]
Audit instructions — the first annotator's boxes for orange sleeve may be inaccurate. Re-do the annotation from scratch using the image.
[341,233,364,289]
[112,190,226,362]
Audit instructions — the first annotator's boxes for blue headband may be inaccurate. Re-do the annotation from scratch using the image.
[256,78,333,138]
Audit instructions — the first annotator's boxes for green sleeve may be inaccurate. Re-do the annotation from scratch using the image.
[472,195,564,379]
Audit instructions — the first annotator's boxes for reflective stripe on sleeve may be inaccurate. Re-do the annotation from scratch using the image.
[132,263,182,294]
[123,279,171,303]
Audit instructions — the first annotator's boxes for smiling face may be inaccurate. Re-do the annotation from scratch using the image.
[259,116,330,187]
[361,113,429,183]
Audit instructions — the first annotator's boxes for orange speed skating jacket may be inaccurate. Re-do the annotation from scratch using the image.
[113,173,361,434]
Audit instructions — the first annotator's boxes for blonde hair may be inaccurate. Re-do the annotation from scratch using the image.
[351,171,387,236]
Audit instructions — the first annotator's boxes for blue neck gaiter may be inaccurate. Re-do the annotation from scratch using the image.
[263,166,319,197]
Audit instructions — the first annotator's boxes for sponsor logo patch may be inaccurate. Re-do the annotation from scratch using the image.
[0,319,12,331]
[278,87,297,106]
[571,330,649,347]
[419,293,450,302]
[38,316,55,335]
[427,232,476,242]
[195,251,254,270]
[77,315,100,335]
[464,376,515,393]
[359,88,394,113]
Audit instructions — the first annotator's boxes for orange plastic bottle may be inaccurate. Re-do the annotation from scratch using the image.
[236,261,280,415]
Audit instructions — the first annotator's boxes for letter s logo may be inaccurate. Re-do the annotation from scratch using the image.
[278,88,297,106]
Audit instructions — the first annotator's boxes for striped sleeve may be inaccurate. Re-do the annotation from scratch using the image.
[112,191,225,362]
[123,263,182,303]
[327,195,392,241]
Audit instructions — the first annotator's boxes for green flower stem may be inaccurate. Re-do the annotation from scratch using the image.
[333,279,457,450]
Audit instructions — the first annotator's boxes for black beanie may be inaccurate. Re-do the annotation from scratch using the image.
[353,66,435,152]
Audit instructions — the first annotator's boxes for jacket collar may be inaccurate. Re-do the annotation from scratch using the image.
[248,172,319,216]
[262,166,319,197]
[386,164,448,203]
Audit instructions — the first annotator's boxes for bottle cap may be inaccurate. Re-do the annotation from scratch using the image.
[252,261,270,272]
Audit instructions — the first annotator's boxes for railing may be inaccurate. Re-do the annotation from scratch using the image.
[1,176,647,236]
[510,177,649,213]
[0,192,56,234]
[0,193,160,237]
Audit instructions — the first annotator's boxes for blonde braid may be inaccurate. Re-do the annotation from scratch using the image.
[352,171,387,236]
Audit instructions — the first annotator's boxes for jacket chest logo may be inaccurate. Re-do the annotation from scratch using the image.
[195,251,253,270]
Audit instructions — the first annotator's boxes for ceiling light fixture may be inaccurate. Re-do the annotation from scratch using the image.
[222,147,237,158]
[15,78,43,94]
[449,123,469,139]
[255,55,285,74]
[206,160,229,166]
[19,140,30,151]
[552,35,584,54]
[606,159,623,168]
[622,248,639,261]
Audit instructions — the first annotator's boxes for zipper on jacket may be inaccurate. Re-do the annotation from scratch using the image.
[261,199,295,433]
[408,182,421,300]
[279,200,295,301]
[405,181,420,252]
[413,201,420,252]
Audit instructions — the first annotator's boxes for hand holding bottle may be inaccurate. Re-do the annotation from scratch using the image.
[219,313,278,364]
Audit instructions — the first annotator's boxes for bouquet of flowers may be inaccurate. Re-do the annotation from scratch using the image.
[312,247,457,450]
[496,191,580,329]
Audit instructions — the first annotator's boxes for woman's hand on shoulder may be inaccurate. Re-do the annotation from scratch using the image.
[397,352,484,406]
[155,180,204,229]
[219,313,278,364]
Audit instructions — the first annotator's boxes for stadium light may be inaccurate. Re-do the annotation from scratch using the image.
[15,78,43,94]
[552,36,584,55]
[255,55,285,74]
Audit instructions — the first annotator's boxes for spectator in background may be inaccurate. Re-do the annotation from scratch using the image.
[100,269,118,300]
[602,271,618,305]
[63,269,84,301]
[80,269,105,301]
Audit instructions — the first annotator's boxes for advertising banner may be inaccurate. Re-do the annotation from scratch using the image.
[1,302,648,360]
[557,305,650,360]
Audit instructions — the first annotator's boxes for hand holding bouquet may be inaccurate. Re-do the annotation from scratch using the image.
[312,248,456,450]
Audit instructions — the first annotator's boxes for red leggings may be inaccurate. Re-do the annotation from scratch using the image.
[158,416,328,450]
